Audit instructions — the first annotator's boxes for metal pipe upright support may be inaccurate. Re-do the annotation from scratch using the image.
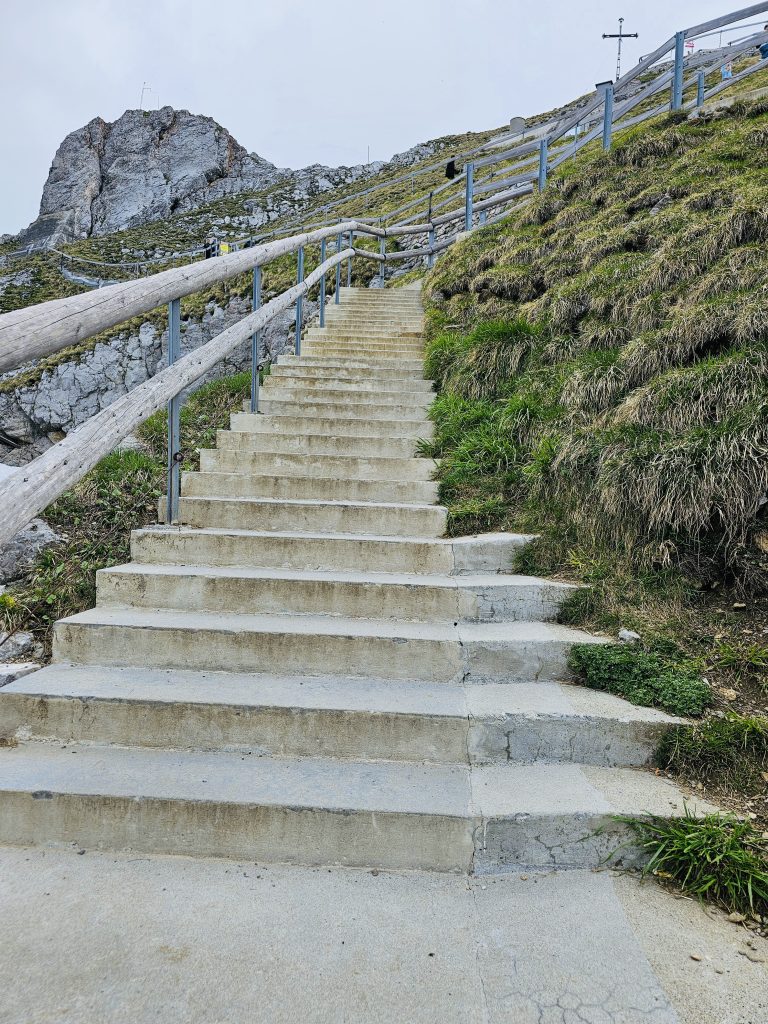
[335,232,342,303]
[464,162,474,231]
[165,297,182,525]
[538,139,548,192]
[294,245,305,356]
[696,69,706,108]
[346,232,353,288]
[250,265,261,413]
[602,84,614,150]
[379,237,386,286]
[672,30,686,110]
[479,211,487,226]
[428,227,435,269]
[319,238,326,327]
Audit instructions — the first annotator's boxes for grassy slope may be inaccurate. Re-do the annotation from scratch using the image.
[421,95,768,822]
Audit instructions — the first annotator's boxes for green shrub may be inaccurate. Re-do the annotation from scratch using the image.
[568,643,711,716]
[618,809,768,917]
[656,714,768,792]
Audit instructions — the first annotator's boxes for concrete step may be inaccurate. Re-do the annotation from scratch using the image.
[256,398,433,422]
[231,412,434,440]
[269,366,433,392]
[0,667,680,768]
[264,373,431,396]
[300,341,424,355]
[320,319,424,331]
[276,355,426,373]
[96,564,575,622]
[216,429,420,459]
[304,329,423,343]
[259,382,433,408]
[180,470,439,504]
[131,528,529,574]
[171,496,447,537]
[0,742,709,870]
[198,449,436,483]
[52,607,602,683]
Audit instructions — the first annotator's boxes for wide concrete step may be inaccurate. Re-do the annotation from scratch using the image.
[257,398,432,422]
[198,449,436,483]
[269,366,434,392]
[181,469,438,504]
[172,496,447,537]
[0,667,680,768]
[304,329,423,343]
[216,429,420,459]
[276,355,426,373]
[231,412,434,440]
[264,374,432,397]
[259,383,432,408]
[320,318,424,331]
[52,607,602,683]
[300,342,424,356]
[0,742,709,870]
[96,564,575,622]
[132,529,529,574]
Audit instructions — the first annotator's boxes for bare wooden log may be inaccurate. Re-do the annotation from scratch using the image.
[0,221,372,374]
[0,248,354,548]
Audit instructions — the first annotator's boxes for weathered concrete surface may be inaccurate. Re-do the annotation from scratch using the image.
[0,845,762,1024]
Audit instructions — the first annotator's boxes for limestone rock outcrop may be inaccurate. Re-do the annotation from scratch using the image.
[20,107,286,247]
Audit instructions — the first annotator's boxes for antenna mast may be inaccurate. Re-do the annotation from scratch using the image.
[602,17,638,81]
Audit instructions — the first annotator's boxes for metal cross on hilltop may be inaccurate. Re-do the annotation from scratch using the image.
[602,17,638,82]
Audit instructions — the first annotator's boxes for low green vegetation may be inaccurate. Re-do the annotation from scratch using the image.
[568,643,711,717]
[619,809,768,918]
[656,713,768,794]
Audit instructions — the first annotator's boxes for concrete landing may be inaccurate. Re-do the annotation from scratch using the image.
[0,844,764,1024]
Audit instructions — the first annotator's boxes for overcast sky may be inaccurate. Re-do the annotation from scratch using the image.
[0,0,755,235]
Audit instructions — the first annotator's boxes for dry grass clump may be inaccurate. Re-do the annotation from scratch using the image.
[611,348,768,432]
[422,101,768,590]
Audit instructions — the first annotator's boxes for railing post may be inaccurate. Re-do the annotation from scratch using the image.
[335,231,342,302]
[346,232,353,288]
[479,211,487,226]
[250,265,261,414]
[319,237,326,327]
[603,84,614,150]
[672,30,685,110]
[464,162,474,231]
[165,297,181,525]
[696,69,705,108]
[379,237,386,286]
[294,245,305,356]
[538,139,548,191]
[428,227,435,269]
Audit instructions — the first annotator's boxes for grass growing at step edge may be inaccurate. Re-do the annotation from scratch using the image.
[618,808,768,918]
[656,713,768,795]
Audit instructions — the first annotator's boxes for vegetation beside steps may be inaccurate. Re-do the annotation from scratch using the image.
[421,101,768,912]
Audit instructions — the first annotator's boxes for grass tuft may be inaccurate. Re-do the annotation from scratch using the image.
[618,809,768,917]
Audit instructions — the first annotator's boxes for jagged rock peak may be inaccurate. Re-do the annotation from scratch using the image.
[22,107,284,247]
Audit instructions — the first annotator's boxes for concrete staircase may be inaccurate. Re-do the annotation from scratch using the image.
[0,287,706,872]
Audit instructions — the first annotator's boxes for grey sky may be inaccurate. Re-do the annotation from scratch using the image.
[0,0,754,235]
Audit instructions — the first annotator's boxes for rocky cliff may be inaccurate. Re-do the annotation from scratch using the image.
[19,107,383,247]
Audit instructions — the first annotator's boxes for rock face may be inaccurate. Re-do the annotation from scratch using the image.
[21,108,286,247]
